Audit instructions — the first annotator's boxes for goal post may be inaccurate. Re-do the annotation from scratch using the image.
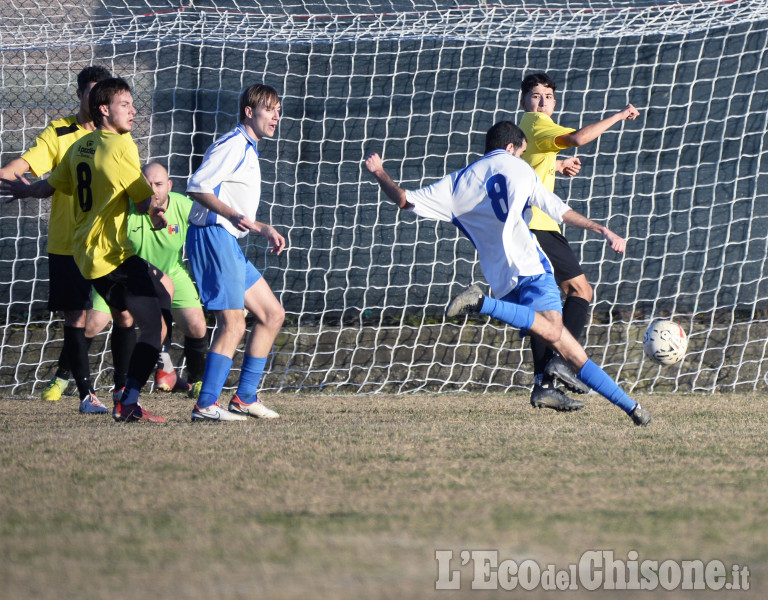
[2,0,768,396]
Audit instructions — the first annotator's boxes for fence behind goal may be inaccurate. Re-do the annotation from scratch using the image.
[2,0,768,395]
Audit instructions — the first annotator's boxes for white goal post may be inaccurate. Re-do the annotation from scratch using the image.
[2,0,768,396]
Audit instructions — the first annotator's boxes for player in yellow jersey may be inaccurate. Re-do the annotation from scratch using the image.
[518,72,639,411]
[0,66,137,414]
[88,162,208,399]
[2,78,173,423]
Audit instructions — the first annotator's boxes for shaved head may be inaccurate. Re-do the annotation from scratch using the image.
[142,162,172,204]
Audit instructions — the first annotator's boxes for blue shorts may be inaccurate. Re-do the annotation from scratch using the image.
[501,273,562,313]
[186,224,262,310]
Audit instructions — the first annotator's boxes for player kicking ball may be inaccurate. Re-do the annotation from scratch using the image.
[364,121,651,426]
[185,83,285,422]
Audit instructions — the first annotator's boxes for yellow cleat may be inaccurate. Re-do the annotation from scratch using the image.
[188,380,202,400]
[41,377,68,402]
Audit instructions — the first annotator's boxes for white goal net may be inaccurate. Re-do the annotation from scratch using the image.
[2,0,768,396]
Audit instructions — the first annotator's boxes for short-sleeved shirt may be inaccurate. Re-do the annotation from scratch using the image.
[126,191,193,275]
[47,129,153,279]
[21,115,93,255]
[187,124,261,239]
[519,111,575,232]
[404,150,570,298]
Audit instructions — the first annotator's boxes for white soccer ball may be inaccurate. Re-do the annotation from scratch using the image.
[643,319,688,365]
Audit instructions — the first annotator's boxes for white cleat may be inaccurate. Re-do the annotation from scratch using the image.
[229,394,280,419]
[191,401,247,422]
[79,393,109,415]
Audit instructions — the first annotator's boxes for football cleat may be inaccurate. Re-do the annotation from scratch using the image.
[530,384,584,412]
[629,404,652,427]
[155,369,191,393]
[544,355,590,394]
[445,284,484,318]
[78,393,108,415]
[228,394,280,419]
[120,403,166,423]
[188,380,202,400]
[154,368,177,392]
[41,377,68,402]
[191,402,247,422]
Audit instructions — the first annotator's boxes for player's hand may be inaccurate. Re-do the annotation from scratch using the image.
[0,175,31,202]
[601,227,626,253]
[620,104,640,120]
[149,207,168,231]
[364,152,384,176]
[560,157,581,177]
[262,225,286,255]
[229,212,259,233]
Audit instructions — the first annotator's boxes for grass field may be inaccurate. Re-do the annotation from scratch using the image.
[1,390,765,599]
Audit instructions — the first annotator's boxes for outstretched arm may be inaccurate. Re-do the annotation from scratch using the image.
[0,176,55,202]
[364,153,413,210]
[0,158,31,182]
[555,104,640,148]
[561,209,625,254]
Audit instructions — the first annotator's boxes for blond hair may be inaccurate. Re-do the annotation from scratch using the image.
[239,84,280,122]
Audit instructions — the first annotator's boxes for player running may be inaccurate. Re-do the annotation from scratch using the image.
[185,83,285,422]
[364,121,651,426]
[518,72,640,411]
[2,77,173,423]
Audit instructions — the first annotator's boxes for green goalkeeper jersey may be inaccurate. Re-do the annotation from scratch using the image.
[126,191,193,276]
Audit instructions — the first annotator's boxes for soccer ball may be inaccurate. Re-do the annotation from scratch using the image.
[643,319,688,365]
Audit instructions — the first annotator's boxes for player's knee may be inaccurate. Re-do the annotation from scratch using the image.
[266,305,285,332]
[220,313,247,340]
[563,277,593,302]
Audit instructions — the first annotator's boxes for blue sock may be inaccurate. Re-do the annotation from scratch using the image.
[578,359,637,414]
[197,352,233,409]
[120,378,142,406]
[236,355,268,405]
[480,297,536,331]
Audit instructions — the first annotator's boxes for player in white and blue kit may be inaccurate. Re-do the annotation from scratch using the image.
[185,84,286,422]
[364,121,652,426]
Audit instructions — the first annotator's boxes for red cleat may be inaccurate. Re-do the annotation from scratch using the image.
[121,403,166,423]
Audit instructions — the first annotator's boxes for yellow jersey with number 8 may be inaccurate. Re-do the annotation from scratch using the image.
[47,129,153,279]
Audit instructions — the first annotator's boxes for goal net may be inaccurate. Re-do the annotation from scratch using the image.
[2,0,768,396]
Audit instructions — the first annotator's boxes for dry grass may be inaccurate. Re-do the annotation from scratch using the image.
[1,391,766,599]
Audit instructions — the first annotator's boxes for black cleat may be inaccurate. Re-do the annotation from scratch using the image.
[544,355,590,394]
[446,284,484,317]
[629,404,652,426]
[530,384,585,412]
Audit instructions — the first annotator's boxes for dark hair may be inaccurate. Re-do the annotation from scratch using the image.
[485,121,527,154]
[239,84,280,122]
[520,72,557,96]
[77,65,112,93]
[89,77,131,128]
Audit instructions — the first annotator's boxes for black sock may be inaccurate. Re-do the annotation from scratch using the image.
[184,335,209,383]
[562,296,590,342]
[530,335,553,381]
[54,348,71,381]
[111,326,136,389]
[64,326,92,399]
[127,341,161,388]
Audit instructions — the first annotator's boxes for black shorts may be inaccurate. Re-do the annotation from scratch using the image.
[532,229,585,285]
[48,253,92,312]
[91,255,165,312]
